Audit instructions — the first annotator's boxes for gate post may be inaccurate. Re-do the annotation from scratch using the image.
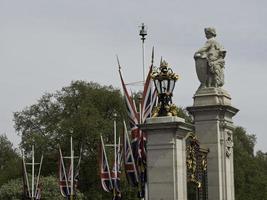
[140,116,193,200]
[187,87,238,200]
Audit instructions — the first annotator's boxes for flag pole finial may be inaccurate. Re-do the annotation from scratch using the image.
[139,23,147,43]
[139,23,148,83]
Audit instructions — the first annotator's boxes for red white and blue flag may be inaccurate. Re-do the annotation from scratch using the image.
[111,137,123,193]
[139,64,157,165]
[74,148,82,191]
[35,185,41,200]
[118,49,157,198]
[123,121,139,187]
[59,148,70,197]
[22,151,43,200]
[118,66,141,166]
[100,137,113,193]
[141,64,157,122]
[22,157,30,199]
[118,67,139,130]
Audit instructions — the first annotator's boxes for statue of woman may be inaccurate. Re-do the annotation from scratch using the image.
[194,27,226,88]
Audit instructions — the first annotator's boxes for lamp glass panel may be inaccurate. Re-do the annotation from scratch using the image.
[154,79,161,94]
[162,79,168,94]
[169,79,175,93]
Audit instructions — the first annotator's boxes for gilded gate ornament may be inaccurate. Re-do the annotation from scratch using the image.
[186,133,209,200]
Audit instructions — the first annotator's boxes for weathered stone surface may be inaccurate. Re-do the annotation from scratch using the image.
[140,116,193,200]
[187,88,238,200]
[193,87,231,107]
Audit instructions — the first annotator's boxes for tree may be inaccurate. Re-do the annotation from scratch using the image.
[0,176,84,199]
[0,178,22,200]
[13,81,137,199]
[233,127,267,200]
[0,134,21,187]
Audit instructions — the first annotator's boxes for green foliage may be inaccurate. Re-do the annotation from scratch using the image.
[0,176,83,200]
[11,80,267,199]
[13,81,137,199]
[0,178,22,200]
[234,127,267,200]
[0,135,21,187]
[176,106,192,123]
[40,176,84,200]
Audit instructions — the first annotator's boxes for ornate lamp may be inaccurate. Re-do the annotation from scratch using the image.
[151,60,179,117]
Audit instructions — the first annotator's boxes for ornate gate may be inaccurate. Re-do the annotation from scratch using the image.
[186,133,209,200]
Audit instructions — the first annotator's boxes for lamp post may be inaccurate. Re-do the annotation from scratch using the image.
[151,60,179,117]
[139,23,147,83]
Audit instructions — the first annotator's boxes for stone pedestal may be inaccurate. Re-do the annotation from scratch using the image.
[187,87,239,200]
[140,116,193,200]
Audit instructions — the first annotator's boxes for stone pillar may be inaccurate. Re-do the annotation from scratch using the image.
[140,116,193,200]
[187,87,238,200]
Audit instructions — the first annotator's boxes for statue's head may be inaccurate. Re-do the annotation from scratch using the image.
[204,27,216,39]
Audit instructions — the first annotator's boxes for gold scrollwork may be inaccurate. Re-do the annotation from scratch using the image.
[186,133,208,189]
[151,104,179,117]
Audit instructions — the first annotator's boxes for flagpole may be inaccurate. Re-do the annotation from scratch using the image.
[22,150,31,198]
[31,145,35,200]
[59,146,70,196]
[113,112,117,198]
[123,121,139,182]
[35,154,43,198]
[100,135,113,189]
[139,23,147,84]
[70,137,74,200]
[138,95,146,200]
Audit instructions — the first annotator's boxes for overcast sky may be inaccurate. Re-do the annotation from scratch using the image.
[0,0,266,151]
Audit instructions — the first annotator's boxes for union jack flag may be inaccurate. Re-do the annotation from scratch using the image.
[22,159,30,199]
[139,64,157,165]
[123,121,139,187]
[100,137,113,193]
[59,148,70,197]
[58,147,80,198]
[141,64,157,122]
[118,66,141,166]
[22,151,43,200]
[35,185,41,200]
[74,148,82,190]
[118,67,139,130]
[111,138,123,193]
[118,50,157,199]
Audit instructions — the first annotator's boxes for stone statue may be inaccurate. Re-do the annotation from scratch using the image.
[194,27,226,88]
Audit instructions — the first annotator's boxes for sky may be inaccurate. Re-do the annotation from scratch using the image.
[0,0,266,151]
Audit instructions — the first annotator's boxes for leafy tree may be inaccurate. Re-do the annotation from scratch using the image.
[0,178,22,200]
[0,176,83,200]
[0,134,21,187]
[13,81,137,199]
[233,127,267,200]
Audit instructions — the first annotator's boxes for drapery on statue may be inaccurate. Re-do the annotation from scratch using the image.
[194,27,226,88]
